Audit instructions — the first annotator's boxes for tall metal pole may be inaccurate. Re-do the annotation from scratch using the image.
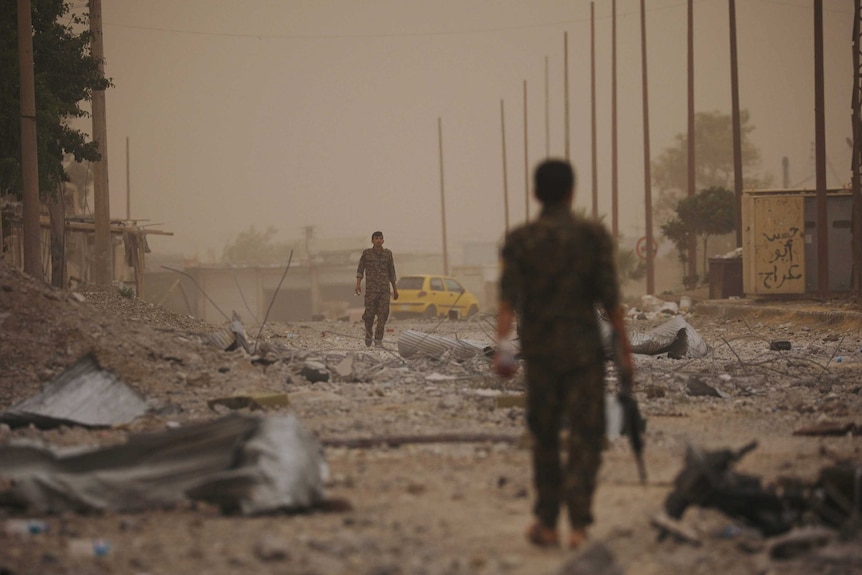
[91,0,112,285]
[729,0,744,248]
[591,2,598,220]
[686,0,697,282]
[852,0,862,293]
[524,80,529,221]
[17,0,41,279]
[126,136,131,220]
[564,32,570,162]
[545,55,550,158]
[640,0,655,295]
[814,0,829,297]
[611,0,619,237]
[501,100,510,235]
[437,117,449,276]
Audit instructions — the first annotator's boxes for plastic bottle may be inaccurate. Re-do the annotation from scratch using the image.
[4,519,48,535]
[68,538,111,557]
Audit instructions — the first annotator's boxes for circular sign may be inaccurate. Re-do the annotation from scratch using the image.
[635,236,658,261]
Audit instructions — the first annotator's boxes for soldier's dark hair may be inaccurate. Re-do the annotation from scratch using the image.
[534,159,575,204]
[372,231,384,240]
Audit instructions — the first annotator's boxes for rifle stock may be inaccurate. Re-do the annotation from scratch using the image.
[611,328,646,484]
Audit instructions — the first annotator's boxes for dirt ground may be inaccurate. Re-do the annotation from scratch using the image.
[1,259,861,575]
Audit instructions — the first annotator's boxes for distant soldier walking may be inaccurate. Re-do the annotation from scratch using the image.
[355,231,399,347]
[494,159,633,550]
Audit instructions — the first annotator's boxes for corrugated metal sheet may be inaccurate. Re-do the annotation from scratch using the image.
[0,354,149,429]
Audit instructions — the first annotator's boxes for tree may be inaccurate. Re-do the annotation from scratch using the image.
[0,0,110,198]
[652,110,772,226]
[573,207,644,286]
[661,186,736,288]
[660,217,692,286]
[222,226,299,265]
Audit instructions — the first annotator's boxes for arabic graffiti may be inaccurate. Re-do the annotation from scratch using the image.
[758,227,803,290]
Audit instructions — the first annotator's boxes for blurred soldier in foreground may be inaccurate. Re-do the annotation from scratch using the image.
[355,231,399,347]
[494,159,633,550]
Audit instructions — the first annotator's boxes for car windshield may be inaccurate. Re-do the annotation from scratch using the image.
[397,277,425,290]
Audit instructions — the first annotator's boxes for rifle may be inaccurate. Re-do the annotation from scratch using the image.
[611,329,647,485]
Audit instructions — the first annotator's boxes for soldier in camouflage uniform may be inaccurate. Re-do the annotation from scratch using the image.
[355,231,399,347]
[494,159,633,550]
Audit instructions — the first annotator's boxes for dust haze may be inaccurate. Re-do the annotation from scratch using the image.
[88,0,852,263]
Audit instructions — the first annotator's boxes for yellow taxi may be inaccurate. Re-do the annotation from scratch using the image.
[392,275,481,319]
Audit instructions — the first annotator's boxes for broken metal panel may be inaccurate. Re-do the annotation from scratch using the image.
[0,354,148,429]
[397,330,488,361]
[0,414,326,516]
[600,314,710,359]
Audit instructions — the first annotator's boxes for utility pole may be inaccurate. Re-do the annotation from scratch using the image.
[564,33,570,162]
[611,0,619,238]
[729,0,744,248]
[590,2,598,220]
[852,0,862,293]
[545,55,550,159]
[501,100,510,235]
[640,0,655,295]
[126,136,131,220]
[523,80,529,221]
[437,118,449,276]
[686,0,697,283]
[814,0,829,297]
[17,0,41,280]
[90,0,112,286]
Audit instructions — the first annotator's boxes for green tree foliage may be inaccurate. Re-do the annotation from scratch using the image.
[222,226,298,265]
[0,0,110,198]
[652,110,772,226]
[573,207,644,286]
[661,186,736,286]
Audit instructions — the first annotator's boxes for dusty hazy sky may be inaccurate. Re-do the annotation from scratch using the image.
[85,0,853,262]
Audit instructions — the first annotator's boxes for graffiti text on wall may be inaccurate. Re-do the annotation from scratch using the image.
[758,226,802,290]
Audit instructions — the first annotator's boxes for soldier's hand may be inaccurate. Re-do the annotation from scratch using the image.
[392,289,399,301]
[354,286,361,296]
[493,340,518,377]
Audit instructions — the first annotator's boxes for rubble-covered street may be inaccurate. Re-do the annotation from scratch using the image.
[1,259,860,575]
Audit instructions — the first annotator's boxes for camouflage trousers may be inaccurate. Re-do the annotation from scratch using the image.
[362,291,391,341]
[525,358,606,530]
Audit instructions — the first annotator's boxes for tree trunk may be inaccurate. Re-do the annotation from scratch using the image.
[48,185,65,289]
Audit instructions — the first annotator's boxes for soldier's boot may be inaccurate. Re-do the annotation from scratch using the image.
[526,522,559,548]
[363,321,374,347]
[568,528,588,549]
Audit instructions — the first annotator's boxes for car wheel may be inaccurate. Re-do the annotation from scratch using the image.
[466,304,479,317]
[424,305,437,319]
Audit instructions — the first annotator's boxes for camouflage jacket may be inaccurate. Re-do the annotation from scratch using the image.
[499,203,620,367]
[356,247,396,293]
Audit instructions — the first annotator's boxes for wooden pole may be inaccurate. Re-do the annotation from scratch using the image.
[524,80,529,221]
[814,0,829,297]
[501,100,510,235]
[438,117,449,276]
[17,0,41,280]
[564,32,570,162]
[852,0,861,293]
[545,55,550,158]
[729,0,744,249]
[126,136,131,220]
[611,0,619,238]
[591,2,598,220]
[640,0,655,295]
[686,0,697,283]
[91,0,112,286]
